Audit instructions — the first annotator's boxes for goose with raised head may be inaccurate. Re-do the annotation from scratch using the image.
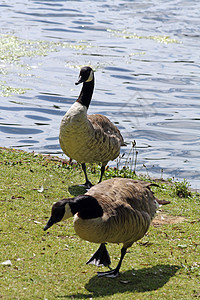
[44,178,160,278]
[59,66,124,188]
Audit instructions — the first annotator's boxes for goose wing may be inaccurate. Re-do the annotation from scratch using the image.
[88,114,125,146]
[87,178,157,220]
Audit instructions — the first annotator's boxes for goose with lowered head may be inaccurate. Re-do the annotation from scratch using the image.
[44,178,160,278]
[59,66,124,188]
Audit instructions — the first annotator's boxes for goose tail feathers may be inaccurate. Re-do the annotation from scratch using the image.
[86,243,111,267]
[121,141,127,146]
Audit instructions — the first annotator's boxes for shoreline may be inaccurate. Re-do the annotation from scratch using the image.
[1,146,199,193]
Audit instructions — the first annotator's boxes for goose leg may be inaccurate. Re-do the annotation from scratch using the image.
[86,243,111,267]
[97,247,127,278]
[81,163,93,189]
[98,165,105,183]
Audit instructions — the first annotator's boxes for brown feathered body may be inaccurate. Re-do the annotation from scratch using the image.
[73,178,158,248]
[59,102,124,164]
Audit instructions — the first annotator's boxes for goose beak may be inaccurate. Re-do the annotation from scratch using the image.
[75,76,83,85]
[43,216,54,231]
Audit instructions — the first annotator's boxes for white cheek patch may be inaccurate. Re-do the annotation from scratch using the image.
[85,70,94,82]
[62,203,73,220]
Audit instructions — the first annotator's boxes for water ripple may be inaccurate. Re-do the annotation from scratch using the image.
[0,125,43,135]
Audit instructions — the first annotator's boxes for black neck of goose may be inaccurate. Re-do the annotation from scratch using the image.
[76,78,94,109]
[69,195,103,219]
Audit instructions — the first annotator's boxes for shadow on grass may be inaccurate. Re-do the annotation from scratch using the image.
[56,264,180,299]
[68,185,87,196]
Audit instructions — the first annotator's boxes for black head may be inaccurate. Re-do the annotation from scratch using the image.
[43,199,71,231]
[70,195,104,219]
[75,66,94,85]
[44,195,103,231]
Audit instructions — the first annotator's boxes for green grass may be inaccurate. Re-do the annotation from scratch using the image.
[0,148,199,299]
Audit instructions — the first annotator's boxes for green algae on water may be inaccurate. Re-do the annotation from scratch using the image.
[0,81,31,97]
[107,29,180,44]
[0,34,91,63]
[0,34,92,97]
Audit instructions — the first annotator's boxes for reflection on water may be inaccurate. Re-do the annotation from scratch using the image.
[0,0,200,189]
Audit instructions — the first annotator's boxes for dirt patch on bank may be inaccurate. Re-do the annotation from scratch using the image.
[152,213,186,227]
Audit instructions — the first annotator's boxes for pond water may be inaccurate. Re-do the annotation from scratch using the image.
[0,0,200,190]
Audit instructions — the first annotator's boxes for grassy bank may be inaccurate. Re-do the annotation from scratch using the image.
[0,148,199,299]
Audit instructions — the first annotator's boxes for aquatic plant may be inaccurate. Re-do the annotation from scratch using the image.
[0,81,30,97]
[0,34,91,97]
[0,34,91,63]
[107,29,180,44]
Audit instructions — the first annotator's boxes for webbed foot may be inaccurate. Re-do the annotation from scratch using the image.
[86,243,111,267]
[97,246,127,278]
[79,180,93,190]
